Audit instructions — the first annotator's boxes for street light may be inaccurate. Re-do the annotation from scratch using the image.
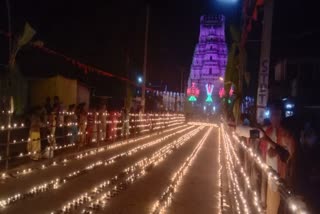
[219,76,234,86]
[216,0,238,3]
[138,76,143,84]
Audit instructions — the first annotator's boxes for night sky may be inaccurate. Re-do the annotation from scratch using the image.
[1,0,319,95]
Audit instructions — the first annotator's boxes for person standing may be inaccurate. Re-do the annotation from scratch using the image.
[121,108,129,137]
[67,104,78,144]
[78,103,87,148]
[108,110,118,140]
[98,104,107,142]
[92,108,98,143]
[44,105,57,158]
[28,108,42,160]
[259,101,297,214]
[86,106,95,144]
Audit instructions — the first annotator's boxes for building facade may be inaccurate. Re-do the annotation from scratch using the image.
[29,75,90,109]
[188,15,228,108]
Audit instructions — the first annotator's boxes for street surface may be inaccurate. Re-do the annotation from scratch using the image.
[0,124,220,214]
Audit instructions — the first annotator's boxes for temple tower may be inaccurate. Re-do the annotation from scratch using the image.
[188,15,227,108]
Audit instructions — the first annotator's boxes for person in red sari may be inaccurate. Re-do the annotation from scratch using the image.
[259,101,297,214]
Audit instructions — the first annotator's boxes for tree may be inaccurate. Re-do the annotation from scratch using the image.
[0,23,36,115]
[224,25,245,124]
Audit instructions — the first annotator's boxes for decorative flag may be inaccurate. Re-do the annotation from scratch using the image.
[17,22,36,47]
[9,22,36,67]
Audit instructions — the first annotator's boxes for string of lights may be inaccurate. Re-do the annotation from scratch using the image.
[80,126,205,214]
[220,120,309,214]
[0,115,184,166]
[221,124,244,214]
[2,116,184,139]
[150,127,212,214]
[52,126,205,214]
[217,127,222,214]
[1,123,186,182]
[0,125,193,208]
[0,114,184,144]
[222,124,262,213]
[230,131,309,214]
[228,133,263,212]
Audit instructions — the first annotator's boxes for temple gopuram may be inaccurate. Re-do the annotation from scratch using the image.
[187,15,227,111]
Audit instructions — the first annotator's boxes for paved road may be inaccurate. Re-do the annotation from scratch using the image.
[0,124,220,214]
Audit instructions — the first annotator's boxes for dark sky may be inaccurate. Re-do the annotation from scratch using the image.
[1,0,319,94]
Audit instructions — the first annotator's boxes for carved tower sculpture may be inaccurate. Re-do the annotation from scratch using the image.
[188,15,227,107]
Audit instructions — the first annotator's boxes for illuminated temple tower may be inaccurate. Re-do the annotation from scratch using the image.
[187,15,227,107]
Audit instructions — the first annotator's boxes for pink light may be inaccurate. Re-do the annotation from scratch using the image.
[229,87,234,96]
[187,82,200,97]
[219,88,225,98]
[188,15,227,102]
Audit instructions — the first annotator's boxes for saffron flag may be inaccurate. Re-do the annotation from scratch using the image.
[17,22,36,47]
[9,22,36,67]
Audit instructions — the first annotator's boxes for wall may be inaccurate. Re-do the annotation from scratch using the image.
[56,75,77,107]
[77,82,90,106]
[29,75,77,108]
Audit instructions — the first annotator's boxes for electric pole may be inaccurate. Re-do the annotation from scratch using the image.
[6,0,12,60]
[141,4,150,113]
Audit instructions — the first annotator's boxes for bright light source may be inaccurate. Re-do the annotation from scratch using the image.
[285,111,294,118]
[203,106,207,111]
[138,76,143,83]
[264,110,270,118]
[188,96,197,102]
[217,0,238,3]
[285,103,294,109]
[219,77,224,81]
[213,106,216,112]
[290,203,298,212]
[205,84,214,103]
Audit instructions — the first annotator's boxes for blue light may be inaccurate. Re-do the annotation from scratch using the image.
[264,110,270,118]
[217,0,238,3]
[285,103,294,109]
[137,76,143,84]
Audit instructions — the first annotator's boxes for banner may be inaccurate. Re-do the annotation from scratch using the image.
[256,58,269,123]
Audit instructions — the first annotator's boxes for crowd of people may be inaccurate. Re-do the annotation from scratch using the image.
[26,96,148,161]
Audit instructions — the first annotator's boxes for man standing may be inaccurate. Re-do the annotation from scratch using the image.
[260,101,297,214]
[28,107,42,160]
[44,97,52,115]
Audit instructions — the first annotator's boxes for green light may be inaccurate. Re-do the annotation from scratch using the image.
[205,96,213,103]
[228,99,231,104]
[188,96,197,102]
